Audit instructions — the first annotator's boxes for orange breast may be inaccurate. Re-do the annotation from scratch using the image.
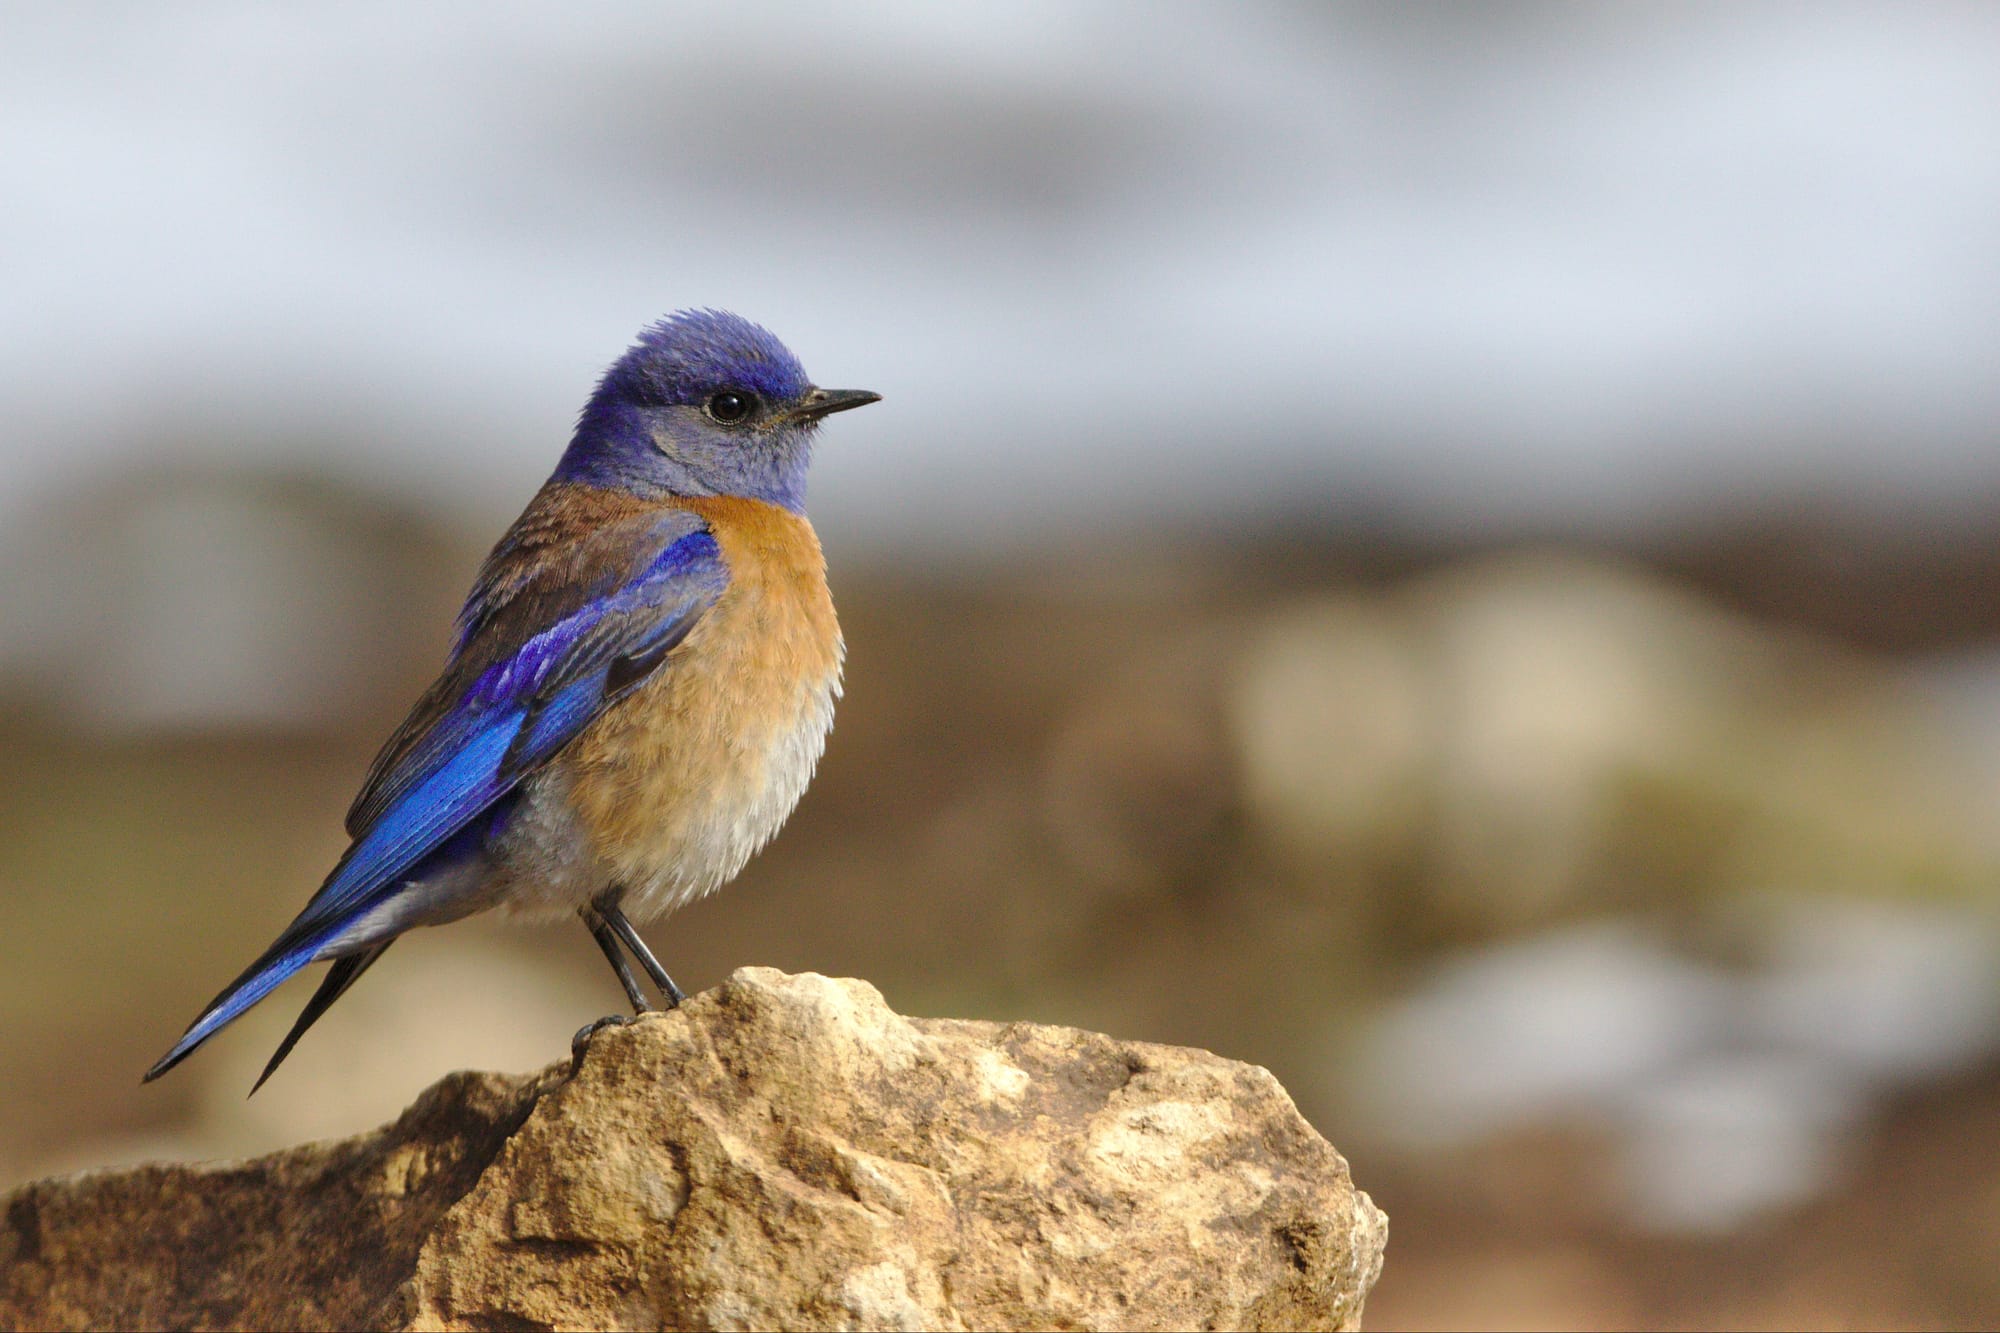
[559,496,843,913]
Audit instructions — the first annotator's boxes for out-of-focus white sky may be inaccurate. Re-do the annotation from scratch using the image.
[4,2,1999,556]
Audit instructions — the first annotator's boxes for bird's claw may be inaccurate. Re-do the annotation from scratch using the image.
[569,1013,636,1075]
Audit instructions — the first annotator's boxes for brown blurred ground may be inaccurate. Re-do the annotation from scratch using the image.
[1364,1065,2000,1331]
[4,491,2000,1329]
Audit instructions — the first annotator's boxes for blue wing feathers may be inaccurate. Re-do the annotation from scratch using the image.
[144,508,728,1081]
[302,525,724,934]
[305,720,524,930]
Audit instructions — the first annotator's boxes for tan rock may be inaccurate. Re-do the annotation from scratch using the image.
[2,969,1385,1331]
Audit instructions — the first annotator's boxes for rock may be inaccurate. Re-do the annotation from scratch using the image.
[1,969,1386,1331]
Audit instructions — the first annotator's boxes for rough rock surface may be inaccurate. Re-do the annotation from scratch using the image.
[1,968,1386,1331]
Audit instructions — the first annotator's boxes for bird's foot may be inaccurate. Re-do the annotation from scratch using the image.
[569,1012,637,1076]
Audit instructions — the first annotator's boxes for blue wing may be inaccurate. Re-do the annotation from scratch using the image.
[145,501,728,1080]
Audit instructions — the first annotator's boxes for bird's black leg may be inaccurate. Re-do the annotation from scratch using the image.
[599,900,687,1007]
[581,902,654,1014]
[572,904,652,1074]
[572,892,685,1076]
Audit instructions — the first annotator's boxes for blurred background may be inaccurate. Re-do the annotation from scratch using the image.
[5,3,2000,1327]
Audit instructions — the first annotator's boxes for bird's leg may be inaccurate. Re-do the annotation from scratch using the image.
[571,897,685,1074]
[582,903,655,1014]
[599,899,687,1007]
[571,904,653,1075]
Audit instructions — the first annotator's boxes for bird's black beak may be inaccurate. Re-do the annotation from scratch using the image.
[794,386,881,421]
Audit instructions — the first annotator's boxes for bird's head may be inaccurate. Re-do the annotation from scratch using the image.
[557,310,878,511]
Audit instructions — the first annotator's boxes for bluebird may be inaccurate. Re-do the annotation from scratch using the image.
[145,310,877,1089]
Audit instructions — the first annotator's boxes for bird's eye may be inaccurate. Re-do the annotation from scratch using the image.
[704,391,755,424]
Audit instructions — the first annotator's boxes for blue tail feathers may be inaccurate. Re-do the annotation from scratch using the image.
[142,929,332,1082]
[144,788,524,1085]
